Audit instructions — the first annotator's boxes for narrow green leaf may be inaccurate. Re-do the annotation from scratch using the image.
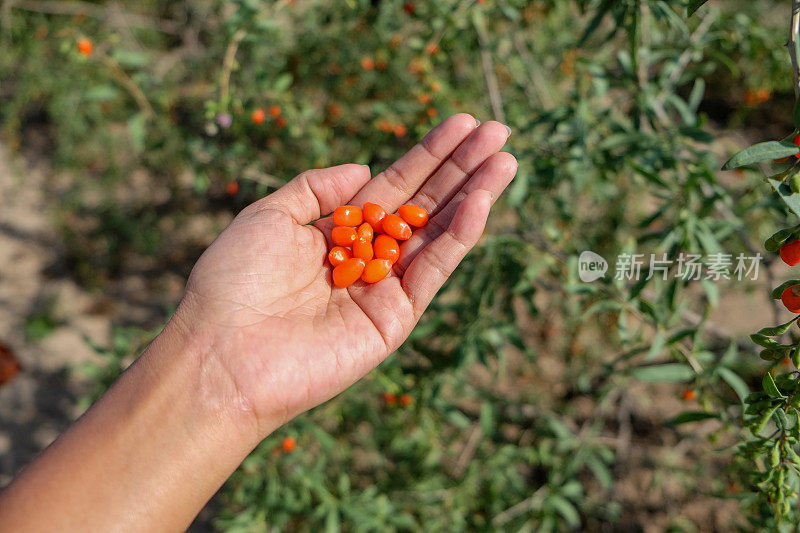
[630,364,694,383]
[717,367,749,402]
[646,332,666,361]
[756,317,799,337]
[687,0,709,16]
[667,411,719,426]
[763,373,786,399]
[769,178,800,219]
[548,495,580,528]
[722,141,800,170]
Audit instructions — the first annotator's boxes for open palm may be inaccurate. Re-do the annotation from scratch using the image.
[176,114,517,433]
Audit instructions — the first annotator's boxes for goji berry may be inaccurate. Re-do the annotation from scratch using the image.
[394,124,407,137]
[374,234,400,263]
[269,105,282,117]
[276,116,287,129]
[332,226,357,247]
[426,107,438,118]
[781,285,800,313]
[399,393,412,407]
[403,2,415,14]
[363,202,386,232]
[353,238,374,261]
[226,182,239,196]
[398,204,429,227]
[282,436,296,452]
[426,43,439,55]
[328,246,353,267]
[77,37,93,56]
[362,259,392,283]
[361,57,375,70]
[781,239,800,266]
[357,222,374,242]
[384,392,397,405]
[333,205,363,226]
[682,389,696,401]
[251,108,266,124]
[332,258,365,288]
[382,214,412,240]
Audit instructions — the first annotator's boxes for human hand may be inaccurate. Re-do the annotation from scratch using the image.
[173,114,517,437]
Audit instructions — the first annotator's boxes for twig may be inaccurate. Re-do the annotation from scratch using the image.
[9,0,182,34]
[453,424,482,478]
[219,29,247,111]
[473,15,505,123]
[492,486,546,527]
[665,12,715,87]
[98,51,154,119]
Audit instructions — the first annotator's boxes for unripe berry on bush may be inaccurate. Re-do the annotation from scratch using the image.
[781,285,800,313]
[780,239,800,266]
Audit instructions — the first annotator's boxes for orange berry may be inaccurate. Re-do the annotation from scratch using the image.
[384,392,397,405]
[357,222,374,242]
[328,246,353,267]
[426,107,438,118]
[77,37,93,56]
[226,182,239,195]
[361,57,375,70]
[682,389,696,401]
[362,259,392,283]
[398,204,429,227]
[276,116,287,129]
[333,205,363,226]
[376,60,388,70]
[399,393,412,407]
[382,214,412,240]
[418,93,433,104]
[755,88,771,103]
[269,105,282,117]
[251,108,266,124]
[363,202,387,232]
[403,2,415,14]
[426,43,439,55]
[781,239,800,266]
[394,124,407,137]
[353,238,374,261]
[430,81,442,92]
[332,226,358,247]
[374,234,400,264]
[333,258,365,288]
[282,436,296,452]
[327,103,342,118]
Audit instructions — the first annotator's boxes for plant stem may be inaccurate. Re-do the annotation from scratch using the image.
[790,0,800,98]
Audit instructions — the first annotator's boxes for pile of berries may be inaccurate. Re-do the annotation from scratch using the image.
[328,202,429,287]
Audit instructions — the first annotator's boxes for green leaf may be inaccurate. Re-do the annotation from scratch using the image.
[763,373,786,399]
[687,0,709,16]
[768,178,800,219]
[722,141,800,170]
[717,367,749,402]
[756,317,799,337]
[548,495,580,529]
[128,113,147,153]
[667,411,719,426]
[646,332,666,361]
[630,364,694,383]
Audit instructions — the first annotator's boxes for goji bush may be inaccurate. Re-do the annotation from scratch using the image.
[4,0,800,530]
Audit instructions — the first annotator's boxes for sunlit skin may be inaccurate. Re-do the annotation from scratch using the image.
[0,114,516,531]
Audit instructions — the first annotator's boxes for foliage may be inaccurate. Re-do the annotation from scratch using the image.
[3,0,799,530]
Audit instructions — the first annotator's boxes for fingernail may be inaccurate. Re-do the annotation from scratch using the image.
[504,125,512,137]
[475,118,481,127]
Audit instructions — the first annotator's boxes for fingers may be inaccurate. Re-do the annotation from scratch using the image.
[349,113,479,211]
[251,164,372,224]
[400,189,493,319]
[404,121,510,217]
[395,151,517,275]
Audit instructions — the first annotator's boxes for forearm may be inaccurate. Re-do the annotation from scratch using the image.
[0,318,262,531]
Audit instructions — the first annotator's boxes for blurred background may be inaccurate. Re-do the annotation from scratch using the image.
[1,0,798,530]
